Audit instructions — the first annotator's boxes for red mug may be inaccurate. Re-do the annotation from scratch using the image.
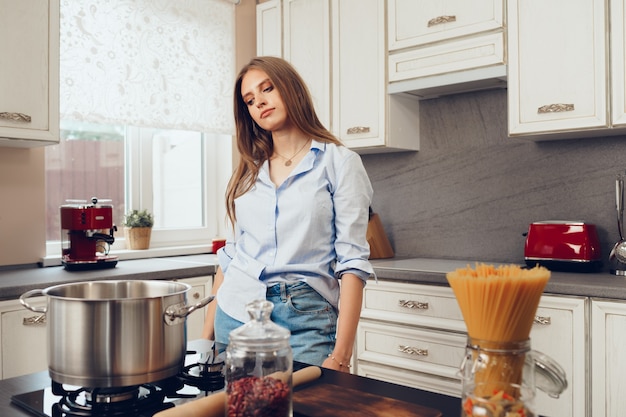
[212,238,226,253]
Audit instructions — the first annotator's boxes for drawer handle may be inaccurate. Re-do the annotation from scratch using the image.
[427,15,456,27]
[0,112,32,123]
[398,345,428,356]
[398,299,429,310]
[346,126,370,135]
[192,291,200,300]
[537,103,575,113]
[23,314,47,326]
[534,315,551,325]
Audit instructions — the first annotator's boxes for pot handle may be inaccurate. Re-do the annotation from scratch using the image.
[164,295,215,326]
[19,289,47,314]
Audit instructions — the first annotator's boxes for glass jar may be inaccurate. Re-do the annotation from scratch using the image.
[225,300,293,417]
[460,338,567,417]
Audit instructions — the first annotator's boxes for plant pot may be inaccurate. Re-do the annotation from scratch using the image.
[124,226,152,250]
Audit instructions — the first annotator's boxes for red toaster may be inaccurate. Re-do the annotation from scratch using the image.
[524,221,602,272]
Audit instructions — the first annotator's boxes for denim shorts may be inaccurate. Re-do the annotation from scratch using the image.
[214,281,338,366]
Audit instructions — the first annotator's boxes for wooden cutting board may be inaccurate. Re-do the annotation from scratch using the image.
[293,384,442,417]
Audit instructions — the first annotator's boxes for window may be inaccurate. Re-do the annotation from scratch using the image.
[44,121,231,263]
[43,0,236,264]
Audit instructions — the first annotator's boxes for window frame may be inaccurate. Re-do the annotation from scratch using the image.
[42,127,232,266]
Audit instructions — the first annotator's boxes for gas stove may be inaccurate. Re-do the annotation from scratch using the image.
[11,340,225,417]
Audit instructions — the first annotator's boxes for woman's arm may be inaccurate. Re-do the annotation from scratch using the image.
[201,266,225,339]
[322,272,364,372]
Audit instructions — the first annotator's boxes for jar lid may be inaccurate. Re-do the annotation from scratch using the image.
[229,300,290,351]
[526,350,568,398]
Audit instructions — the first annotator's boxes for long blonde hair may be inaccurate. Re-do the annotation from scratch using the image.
[226,56,342,224]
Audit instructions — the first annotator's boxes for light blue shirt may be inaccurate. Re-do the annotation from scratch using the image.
[216,140,375,322]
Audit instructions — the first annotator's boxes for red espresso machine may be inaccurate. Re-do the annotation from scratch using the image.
[60,197,118,270]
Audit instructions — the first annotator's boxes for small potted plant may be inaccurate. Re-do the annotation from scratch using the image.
[123,209,154,250]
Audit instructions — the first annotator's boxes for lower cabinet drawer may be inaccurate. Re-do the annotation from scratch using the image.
[356,320,466,383]
[362,281,466,332]
[356,361,462,398]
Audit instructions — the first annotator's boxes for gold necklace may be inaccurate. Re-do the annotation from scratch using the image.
[273,139,311,166]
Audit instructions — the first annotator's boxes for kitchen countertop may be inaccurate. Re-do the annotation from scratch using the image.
[1,255,626,302]
[370,258,626,300]
[0,365,462,417]
[0,254,219,301]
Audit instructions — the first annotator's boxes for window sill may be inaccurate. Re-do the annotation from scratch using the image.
[40,244,211,267]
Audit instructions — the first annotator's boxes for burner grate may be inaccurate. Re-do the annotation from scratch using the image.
[50,381,172,417]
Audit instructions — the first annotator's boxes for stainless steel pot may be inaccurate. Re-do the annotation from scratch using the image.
[20,280,214,388]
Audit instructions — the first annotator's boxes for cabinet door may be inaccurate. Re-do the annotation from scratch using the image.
[0,0,59,146]
[531,295,587,417]
[332,0,385,148]
[284,0,331,129]
[178,276,213,342]
[256,0,282,57]
[591,299,626,417]
[611,0,626,127]
[507,0,606,136]
[1,298,48,379]
[388,0,503,51]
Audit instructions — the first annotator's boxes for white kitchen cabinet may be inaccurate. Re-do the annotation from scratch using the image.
[256,0,282,58]
[283,0,332,130]
[388,0,503,51]
[507,0,606,137]
[507,0,612,139]
[610,0,626,127]
[0,0,59,147]
[591,298,626,417]
[356,281,466,396]
[332,0,419,152]
[257,0,420,153]
[355,280,587,417]
[175,276,213,342]
[387,0,506,98]
[0,296,47,379]
[357,319,466,397]
[530,295,587,417]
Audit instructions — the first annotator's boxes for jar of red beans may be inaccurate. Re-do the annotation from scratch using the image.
[225,299,293,417]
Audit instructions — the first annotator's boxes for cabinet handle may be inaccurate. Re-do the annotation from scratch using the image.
[427,15,456,27]
[23,314,46,326]
[192,291,200,300]
[398,344,428,356]
[398,299,429,310]
[537,103,575,113]
[0,112,32,123]
[346,126,370,135]
[534,315,551,325]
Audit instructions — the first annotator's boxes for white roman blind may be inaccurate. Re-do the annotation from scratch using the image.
[59,0,235,134]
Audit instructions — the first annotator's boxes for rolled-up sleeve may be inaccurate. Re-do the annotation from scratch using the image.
[332,151,375,282]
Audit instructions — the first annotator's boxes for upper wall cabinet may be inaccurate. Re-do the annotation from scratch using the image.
[507,0,609,139]
[0,0,59,148]
[257,0,420,154]
[387,0,506,98]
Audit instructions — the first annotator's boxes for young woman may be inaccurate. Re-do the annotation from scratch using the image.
[202,56,374,372]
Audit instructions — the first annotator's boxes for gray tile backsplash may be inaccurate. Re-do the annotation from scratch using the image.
[361,88,626,271]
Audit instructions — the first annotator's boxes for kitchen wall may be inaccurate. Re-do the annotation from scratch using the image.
[362,88,626,271]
